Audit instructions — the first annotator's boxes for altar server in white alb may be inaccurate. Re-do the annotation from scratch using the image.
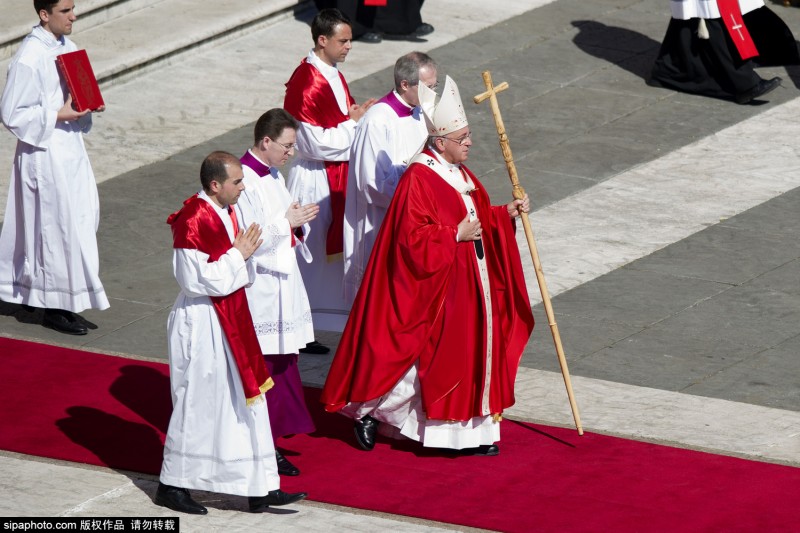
[651,0,799,104]
[343,52,438,304]
[235,109,320,477]
[0,0,108,336]
[283,8,376,333]
[156,151,307,515]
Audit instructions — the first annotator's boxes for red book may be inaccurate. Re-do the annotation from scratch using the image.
[56,49,104,112]
[363,0,387,5]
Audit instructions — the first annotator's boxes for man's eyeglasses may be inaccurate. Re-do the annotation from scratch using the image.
[412,81,439,91]
[438,131,472,146]
[270,139,297,152]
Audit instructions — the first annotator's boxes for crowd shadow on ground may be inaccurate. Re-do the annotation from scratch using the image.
[571,20,660,82]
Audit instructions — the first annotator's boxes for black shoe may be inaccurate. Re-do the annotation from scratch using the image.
[248,489,307,512]
[42,309,88,335]
[275,450,300,476]
[358,31,382,43]
[469,444,500,456]
[381,32,426,42]
[414,22,434,36]
[299,341,330,354]
[354,415,379,451]
[735,76,781,104]
[154,483,208,515]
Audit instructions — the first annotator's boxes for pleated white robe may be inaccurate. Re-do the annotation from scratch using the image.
[160,193,279,497]
[285,51,356,332]
[342,94,427,304]
[235,159,315,354]
[0,25,108,312]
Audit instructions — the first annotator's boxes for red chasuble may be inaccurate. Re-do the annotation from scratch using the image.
[717,0,758,60]
[284,58,356,257]
[167,195,273,404]
[321,152,535,421]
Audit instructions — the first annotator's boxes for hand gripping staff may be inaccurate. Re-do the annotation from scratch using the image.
[474,71,583,435]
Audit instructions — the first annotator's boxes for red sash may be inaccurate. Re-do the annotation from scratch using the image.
[717,0,758,60]
[284,59,355,257]
[167,195,272,404]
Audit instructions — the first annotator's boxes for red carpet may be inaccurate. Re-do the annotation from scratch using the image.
[1,336,798,532]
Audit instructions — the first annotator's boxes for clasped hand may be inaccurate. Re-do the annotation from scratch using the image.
[233,223,263,260]
[286,202,320,229]
[349,98,378,122]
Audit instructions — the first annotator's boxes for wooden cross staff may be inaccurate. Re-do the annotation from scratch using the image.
[474,70,583,435]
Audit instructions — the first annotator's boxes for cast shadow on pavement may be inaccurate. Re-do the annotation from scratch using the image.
[570,20,661,82]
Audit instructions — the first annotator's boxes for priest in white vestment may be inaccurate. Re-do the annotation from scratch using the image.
[0,0,108,336]
[283,8,376,333]
[156,151,307,515]
[234,109,320,477]
[343,52,437,304]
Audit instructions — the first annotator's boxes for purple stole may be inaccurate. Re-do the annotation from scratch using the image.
[240,150,270,177]
[240,150,304,243]
[378,91,414,118]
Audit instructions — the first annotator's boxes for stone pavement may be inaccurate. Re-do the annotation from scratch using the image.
[1,0,799,530]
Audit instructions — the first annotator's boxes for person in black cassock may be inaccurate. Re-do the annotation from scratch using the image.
[650,0,800,104]
[313,0,433,43]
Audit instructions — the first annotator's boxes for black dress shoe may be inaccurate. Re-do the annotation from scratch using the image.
[358,31,382,43]
[249,489,307,512]
[42,309,88,336]
[354,415,379,451]
[275,449,300,476]
[447,444,500,456]
[299,341,330,354]
[469,444,500,456]
[414,22,434,36]
[154,483,208,515]
[382,32,426,42]
[735,76,781,104]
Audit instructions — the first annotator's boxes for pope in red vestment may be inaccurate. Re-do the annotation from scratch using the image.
[323,75,533,452]
[322,148,534,424]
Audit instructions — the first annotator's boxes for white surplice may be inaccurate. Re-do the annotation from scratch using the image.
[342,93,428,304]
[160,192,279,497]
[235,155,315,354]
[285,51,356,332]
[0,25,108,312]
[671,0,763,19]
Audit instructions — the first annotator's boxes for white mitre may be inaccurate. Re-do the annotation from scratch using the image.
[418,75,469,136]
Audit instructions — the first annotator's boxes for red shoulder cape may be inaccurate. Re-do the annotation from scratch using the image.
[284,58,356,256]
[321,155,534,421]
[167,195,272,404]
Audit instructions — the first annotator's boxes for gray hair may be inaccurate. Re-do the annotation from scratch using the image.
[393,52,437,91]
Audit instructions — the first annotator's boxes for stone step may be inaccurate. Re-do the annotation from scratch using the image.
[1,0,165,61]
[1,0,306,87]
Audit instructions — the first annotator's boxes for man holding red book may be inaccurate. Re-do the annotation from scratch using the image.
[0,0,108,335]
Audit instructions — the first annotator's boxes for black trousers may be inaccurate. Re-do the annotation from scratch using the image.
[314,0,424,37]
